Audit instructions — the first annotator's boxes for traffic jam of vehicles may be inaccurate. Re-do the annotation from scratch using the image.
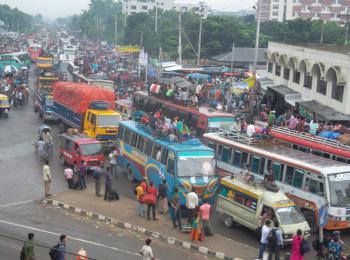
[2,27,350,259]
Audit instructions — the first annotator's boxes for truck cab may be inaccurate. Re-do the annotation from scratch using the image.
[82,102,123,148]
[58,132,104,173]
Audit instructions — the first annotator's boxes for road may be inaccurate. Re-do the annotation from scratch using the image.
[2,68,350,259]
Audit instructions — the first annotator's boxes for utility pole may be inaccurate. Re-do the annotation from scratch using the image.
[230,42,235,79]
[114,14,118,46]
[346,9,350,45]
[155,1,158,33]
[140,31,144,48]
[253,0,261,72]
[178,12,182,65]
[197,17,203,66]
[320,20,325,44]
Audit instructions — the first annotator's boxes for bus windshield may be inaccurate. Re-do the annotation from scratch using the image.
[97,115,121,127]
[329,172,350,207]
[80,143,102,156]
[177,156,215,177]
[276,206,305,225]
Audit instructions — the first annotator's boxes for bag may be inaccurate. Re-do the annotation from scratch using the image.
[300,239,310,256]
[143,193,156,205]
[49,243,60,260]
[268,229,277,247]
[109,189,119,200]
[20,246,25,260]
[92,170,100,180]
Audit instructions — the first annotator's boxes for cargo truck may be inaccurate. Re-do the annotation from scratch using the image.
[52,82,122,148]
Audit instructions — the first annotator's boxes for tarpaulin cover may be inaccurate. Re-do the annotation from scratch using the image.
[52,82,115,114]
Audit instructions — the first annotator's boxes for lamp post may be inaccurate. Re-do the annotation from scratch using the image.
[253,0,262,73]
[197,2,207,66]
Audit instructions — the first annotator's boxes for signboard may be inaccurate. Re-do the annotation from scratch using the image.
[318,205,328,229]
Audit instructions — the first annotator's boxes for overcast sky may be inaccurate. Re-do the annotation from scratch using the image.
[1,0,255,19]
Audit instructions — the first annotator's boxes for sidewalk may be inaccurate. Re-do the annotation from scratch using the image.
[44,183,257,260]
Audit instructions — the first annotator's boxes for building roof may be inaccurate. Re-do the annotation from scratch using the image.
[292,43,350,55]
[210,48,267,63]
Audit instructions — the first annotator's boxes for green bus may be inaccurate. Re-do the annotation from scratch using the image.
[0,52,30,71]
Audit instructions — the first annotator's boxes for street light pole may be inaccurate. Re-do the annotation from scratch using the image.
[320,20,325,44]
[114,14,118,46]
[197,17,203,66]
[155,1,158,33]
[345,9,349,45]
[178,12,182,65]
[253,0,262,72]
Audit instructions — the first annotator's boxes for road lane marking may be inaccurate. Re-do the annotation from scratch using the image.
[0,200,33,208]
[0,219,140,257]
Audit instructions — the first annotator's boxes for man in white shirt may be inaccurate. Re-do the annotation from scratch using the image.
[43,160,52,197]
[186,188,198,225]
[140,238,155,260]
[109,148,118,178]
[64,167,74,189]
[257,220,272,260]
[246,122,256,137]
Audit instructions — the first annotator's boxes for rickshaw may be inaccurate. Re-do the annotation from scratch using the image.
[34,124,53,159]
[0,94,10,118]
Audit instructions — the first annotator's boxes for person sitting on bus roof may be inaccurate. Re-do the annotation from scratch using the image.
[264,168,275,184]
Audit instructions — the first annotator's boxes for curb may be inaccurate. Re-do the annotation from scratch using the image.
[42,198,241,260]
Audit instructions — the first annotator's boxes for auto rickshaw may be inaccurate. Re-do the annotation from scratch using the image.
[0,94,10,118]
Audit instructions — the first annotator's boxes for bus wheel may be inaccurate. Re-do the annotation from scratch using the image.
[126,165,134,182]
[303,210,317,233]
[223,215,233,228]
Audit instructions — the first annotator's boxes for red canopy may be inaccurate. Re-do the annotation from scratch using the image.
[52,82,115,114]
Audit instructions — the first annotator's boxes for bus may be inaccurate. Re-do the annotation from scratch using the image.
[12,52,31,68]
[133,91,235,136]
[202,129,350,232]
[28,43,42,62]
[117,121,219,205]
[72,72,114,92]
[270,126,350,165]
[0,52,29,71]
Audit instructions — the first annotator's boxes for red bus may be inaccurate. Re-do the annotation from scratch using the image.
[133,91,235,135]
[28,44,42,62]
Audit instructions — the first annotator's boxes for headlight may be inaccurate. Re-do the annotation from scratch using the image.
[304,230,310,235]
[283,233,293,239]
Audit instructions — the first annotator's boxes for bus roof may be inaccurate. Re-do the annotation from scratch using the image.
[135,91,235,118]
[121,120,214,154]
[204,132,350,175]
[221,176,294,205]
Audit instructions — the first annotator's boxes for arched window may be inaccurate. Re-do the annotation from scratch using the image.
[326,68,344,102]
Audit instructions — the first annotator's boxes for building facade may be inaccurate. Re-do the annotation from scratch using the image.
[122,0,175,15]
[286,0,350,22]
[260,0,287,22]
[266,42,350,118]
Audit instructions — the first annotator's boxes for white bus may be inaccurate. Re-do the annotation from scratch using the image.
[203,130,350,232]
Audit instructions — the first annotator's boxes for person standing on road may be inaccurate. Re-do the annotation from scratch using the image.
[140,238,156,260]
[257,219,272,260]
[93,165,102,197]
[109,147,118,178]
[37,137,46,161]
[158,179,168,214]
[290,229,304,260]
[135,181,145,217]
[23,232,35,260]
[104,166,112,201]
[170,187,181,230]
[64,167,74,189]
[146,182,158,221]
[43,160,51,198]
[57,234,67,260]
[78,160,87,190]
[267,221,283,260]
[200,200,213,236]
[186,188,198,225]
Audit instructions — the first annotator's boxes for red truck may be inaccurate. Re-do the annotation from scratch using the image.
[58,132,104,173]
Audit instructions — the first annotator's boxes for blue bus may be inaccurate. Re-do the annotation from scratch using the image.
[117,121,219,205]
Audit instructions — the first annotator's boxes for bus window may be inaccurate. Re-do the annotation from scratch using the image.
[207,142,216,151]
[166,151,175,175]
[137,136,146,151]
[293,169,304,188]
[336,157,347,163]
[130,133,138,147]
[148,100,157,112]
[124,129,131,144]
[312,150,323,157]
[152,145,161,160]
[285,166,294,185]
[86,112,91,122]
[241,152,248,168]
[144,140,154,156]
[90,114,96,125]
[221,147,231,163]
[298,146,310,153]
[272,162,283,181]
[251,156,260,174]
[217,145,223,158]
[305,177,324,196]
[161,149,169,165]
[233,151,241,167]
[323,153,330,159]
[118,126,125,140]
[259,158,266,175]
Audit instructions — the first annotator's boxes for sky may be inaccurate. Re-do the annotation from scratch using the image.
[1,0,255,19]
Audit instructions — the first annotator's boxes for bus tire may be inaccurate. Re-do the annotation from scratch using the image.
[303,210,317,233]
[126,165,134,182]
[223,215,233,228]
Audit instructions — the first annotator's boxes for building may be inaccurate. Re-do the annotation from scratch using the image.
[122,0,175,15]
[286,0,350,22]
[260,0,287,22]
[265,42,350,121]
[210,48,267,68]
